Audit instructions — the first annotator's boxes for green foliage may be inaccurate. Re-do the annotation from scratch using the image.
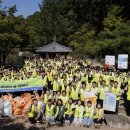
[1,0,130,62]
[0,2,30,63]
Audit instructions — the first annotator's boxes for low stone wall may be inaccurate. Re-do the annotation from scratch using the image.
[105,114,130,129]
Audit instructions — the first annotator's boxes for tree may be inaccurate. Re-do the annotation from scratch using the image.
[0,2,30,64]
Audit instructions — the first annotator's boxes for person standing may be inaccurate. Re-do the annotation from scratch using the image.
[111,81,122,114]
[125,84,130,116]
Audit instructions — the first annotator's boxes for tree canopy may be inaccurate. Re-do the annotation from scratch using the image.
[0,0,130,63]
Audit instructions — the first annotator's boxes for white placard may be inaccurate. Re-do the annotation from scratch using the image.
[103,93,116,112]
[105,55,115,66]
[84,92,95,98]
[118,54,128,69]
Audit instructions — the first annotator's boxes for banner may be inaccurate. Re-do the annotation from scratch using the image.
[103,93,116,112]
[105,55,115,66]
[0,78,44,93]
[84,92,96,106]
[118,54,128,69]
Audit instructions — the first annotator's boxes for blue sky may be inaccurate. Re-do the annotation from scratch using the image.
[1,0,42,17]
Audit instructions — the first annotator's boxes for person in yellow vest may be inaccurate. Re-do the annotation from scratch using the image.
[99,80,109,107]
[45,99,55,126]
[74,99,84,127]
[64,98,75,125]
[83,101,94,127]
[111,81,122,114]
[70,81,79,102]
[54,99,65,126]
[52,74,60,96]
[47,69,53,90]
[28,99,42,123]
[90,81,99,100]
[43,90,52,104]
[109,80,114,89]
[80,82,88,104]
[41,70,48,93]
[61,80,70,97]
[93,103,104,129]
[60,90,69,105]
[125,84,130,116]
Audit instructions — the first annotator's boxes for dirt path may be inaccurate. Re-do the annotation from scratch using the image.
[0,117,128,130]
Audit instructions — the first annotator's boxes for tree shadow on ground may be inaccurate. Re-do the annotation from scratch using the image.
[0,117,45,130]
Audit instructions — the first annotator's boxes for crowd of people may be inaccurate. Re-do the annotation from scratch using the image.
[0,57,130,128]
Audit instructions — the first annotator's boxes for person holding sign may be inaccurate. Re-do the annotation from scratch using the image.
[111,81,122,114]
[83,101,94,127]
[99,80,109,107]
[93,103,104,129]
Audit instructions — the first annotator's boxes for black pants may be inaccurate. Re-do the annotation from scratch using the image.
[48,81,52,90]
[115,100,119,114]
[93,118,103,125]
[29,117,37,124]
[55,115,64,126]
[65,114,74,124]
[29,116,42,124]
[98,99,103,107]
[126,100,130,116]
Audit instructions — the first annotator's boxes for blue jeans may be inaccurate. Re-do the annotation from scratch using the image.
[83,117,93,126]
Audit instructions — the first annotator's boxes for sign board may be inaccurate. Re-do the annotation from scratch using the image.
[84,92,96,106]
[103,93,116,112]
[105,55,115,66]
[118,54,128,69]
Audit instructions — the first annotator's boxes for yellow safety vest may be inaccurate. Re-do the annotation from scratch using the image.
[84,106,93,117]
[99,87,109,100]
[60,96,68,105]
[65,103,75,115]
[127,86,130,101]
[45,104,54,116]
[80,89,86,101]
[53,79,60,91]
[43,94,52,104]
[61,85,70,96]
[93,108,103,119]
[70,87,79,100]
[42,76,47,87]
[74,105,84,118]
[28,105,40,118]
[111,87,121,100]
[47,72,53,81]
[91,87,98,99]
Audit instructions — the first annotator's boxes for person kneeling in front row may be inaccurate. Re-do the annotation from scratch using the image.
[83,101,94,128]
[28,99,42,123]
[93,103,104,129]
